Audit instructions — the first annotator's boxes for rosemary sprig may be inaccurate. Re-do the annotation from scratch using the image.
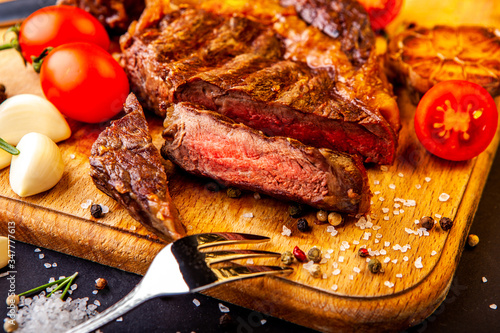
[0,137,19,155]
[18,272,79,300]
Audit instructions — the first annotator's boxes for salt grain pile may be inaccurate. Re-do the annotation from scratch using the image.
[14,293,97,332]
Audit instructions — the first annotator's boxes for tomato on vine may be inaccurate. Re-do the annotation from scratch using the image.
[0,5,109,63]
[357,0,403,31]
[40,42,129,123]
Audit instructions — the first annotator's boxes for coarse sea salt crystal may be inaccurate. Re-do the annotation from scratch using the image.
[44,263,52,269]
[242,212,254,218]
[331,284,338,291]
[415,257,423,269]
[94,300,101,306]
[39,254,45,259]
[349,275,354,280]
[384,241,390,247]
[404,200,416,207]
[92,290,98,295]
[34,248,41,252]
[415,219,420,224]
[281,225,292,236]
[490,304,498,310]
[376,233,383,239]
[374,180,380,185]
[439,193,450,202]
[374,191,381,195]
[246,259,254,265]
[403,256,409,262]
[372,225,381,231]
[394,203,401,209]
[384,257,391,264]
[396,273,403,278]
[416,184,422,189]
[435,213,442,219]
[332,262,338,269]
[393,210,400,215]
[425,177,431,182]
[431,251,437,256]
[392,259,398,264]
[116,317,123,322]
[384,281,394,288]
[338,256,344,263]
[332,269,341,276]
[374,239,380,244]
[389,184,396,190]
[261,319,267,325]
[398,173,404,178]
[219,303,230,313]
[380,249,387,255]
[69,154,75,159]
[193,298,201,306]
[379,197,385,202]
[52,263,57,267]
[353,267,361,273]
[384,216,390,221]
[352,240,359,245]
[482,277,488,283]
[81,199,92,209]
[380,166,389,172]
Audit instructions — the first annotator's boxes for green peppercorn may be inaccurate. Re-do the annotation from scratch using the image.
[3,319,18,333]
[328,212,343,226]
[281,251,294,265]
[316,210,328,223]
[5,294,19,306]
[307,247,322,263]
[226,187,242,198]
[368,258,382,274]
[420,216,434,230]
[308,264,322,278]
[467,234,479,247]
[288,204,305,218]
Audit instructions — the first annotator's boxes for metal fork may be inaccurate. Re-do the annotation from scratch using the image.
[66,232,292,333]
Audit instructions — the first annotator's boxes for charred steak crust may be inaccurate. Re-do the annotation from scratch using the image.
[162,102,371,214]
[121,5,399,165]
[89,93,185,241]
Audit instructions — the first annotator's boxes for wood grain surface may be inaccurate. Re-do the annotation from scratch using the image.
[1,0,499,331]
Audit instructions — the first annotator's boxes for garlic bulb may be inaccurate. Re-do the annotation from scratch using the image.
[0,94,71,169]
[9,132,65,197]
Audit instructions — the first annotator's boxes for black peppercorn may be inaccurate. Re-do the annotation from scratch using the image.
[288,204,305,218]
[440,217,453,231]
[90,204,103,218]
[420,216,434,230]
[226,187,242,198]
[219,313,235,329]
[297,218,310,232]
[205,181,220,192]
[368,258,382,274]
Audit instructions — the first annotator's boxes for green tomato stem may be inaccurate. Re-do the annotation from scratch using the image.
[0,138,20,155]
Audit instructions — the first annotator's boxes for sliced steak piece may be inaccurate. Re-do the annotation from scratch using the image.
[90,93,185,241]
[121,5,400,164]
[162,102,371,214]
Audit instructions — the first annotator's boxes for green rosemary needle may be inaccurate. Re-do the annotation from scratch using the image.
[0,138,19,155]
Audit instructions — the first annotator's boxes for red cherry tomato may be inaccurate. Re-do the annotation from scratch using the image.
[357,0,403,30]
[18,5,110,62]
[415,80,498,161]
[40,42,129,123]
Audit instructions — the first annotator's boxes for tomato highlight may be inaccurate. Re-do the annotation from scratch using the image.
[414,80,498,161]
[40,42,129,123]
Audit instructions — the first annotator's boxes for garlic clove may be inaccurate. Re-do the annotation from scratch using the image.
[0,236,8,269]
[9,132,65,197]
[0,94,71,145]
[0,149,12,169]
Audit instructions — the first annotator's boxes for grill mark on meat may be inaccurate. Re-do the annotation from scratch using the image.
[89,93,185,241]
[121,5,399,164]
[162,102,371,214]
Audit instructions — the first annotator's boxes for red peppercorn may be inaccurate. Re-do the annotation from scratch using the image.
[293,246,308,262]
[358,248,370,257]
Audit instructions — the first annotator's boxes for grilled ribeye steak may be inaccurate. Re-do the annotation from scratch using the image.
[162,102,371,214]
[90,93,185,241]
[121,0,400,165]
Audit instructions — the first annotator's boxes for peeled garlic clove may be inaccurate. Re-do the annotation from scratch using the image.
[0,149,12,169]
[0,236,8,269]
[0,94,71,145]
[10,132,64,197]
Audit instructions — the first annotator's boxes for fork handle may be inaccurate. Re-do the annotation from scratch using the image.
[66,283,153,333]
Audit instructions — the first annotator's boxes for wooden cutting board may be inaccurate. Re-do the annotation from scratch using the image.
[1,1,499,331]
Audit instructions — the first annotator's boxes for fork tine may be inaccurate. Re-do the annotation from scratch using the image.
[209,265,293,286]
[189,232,271,249]
[204,249,281,265]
